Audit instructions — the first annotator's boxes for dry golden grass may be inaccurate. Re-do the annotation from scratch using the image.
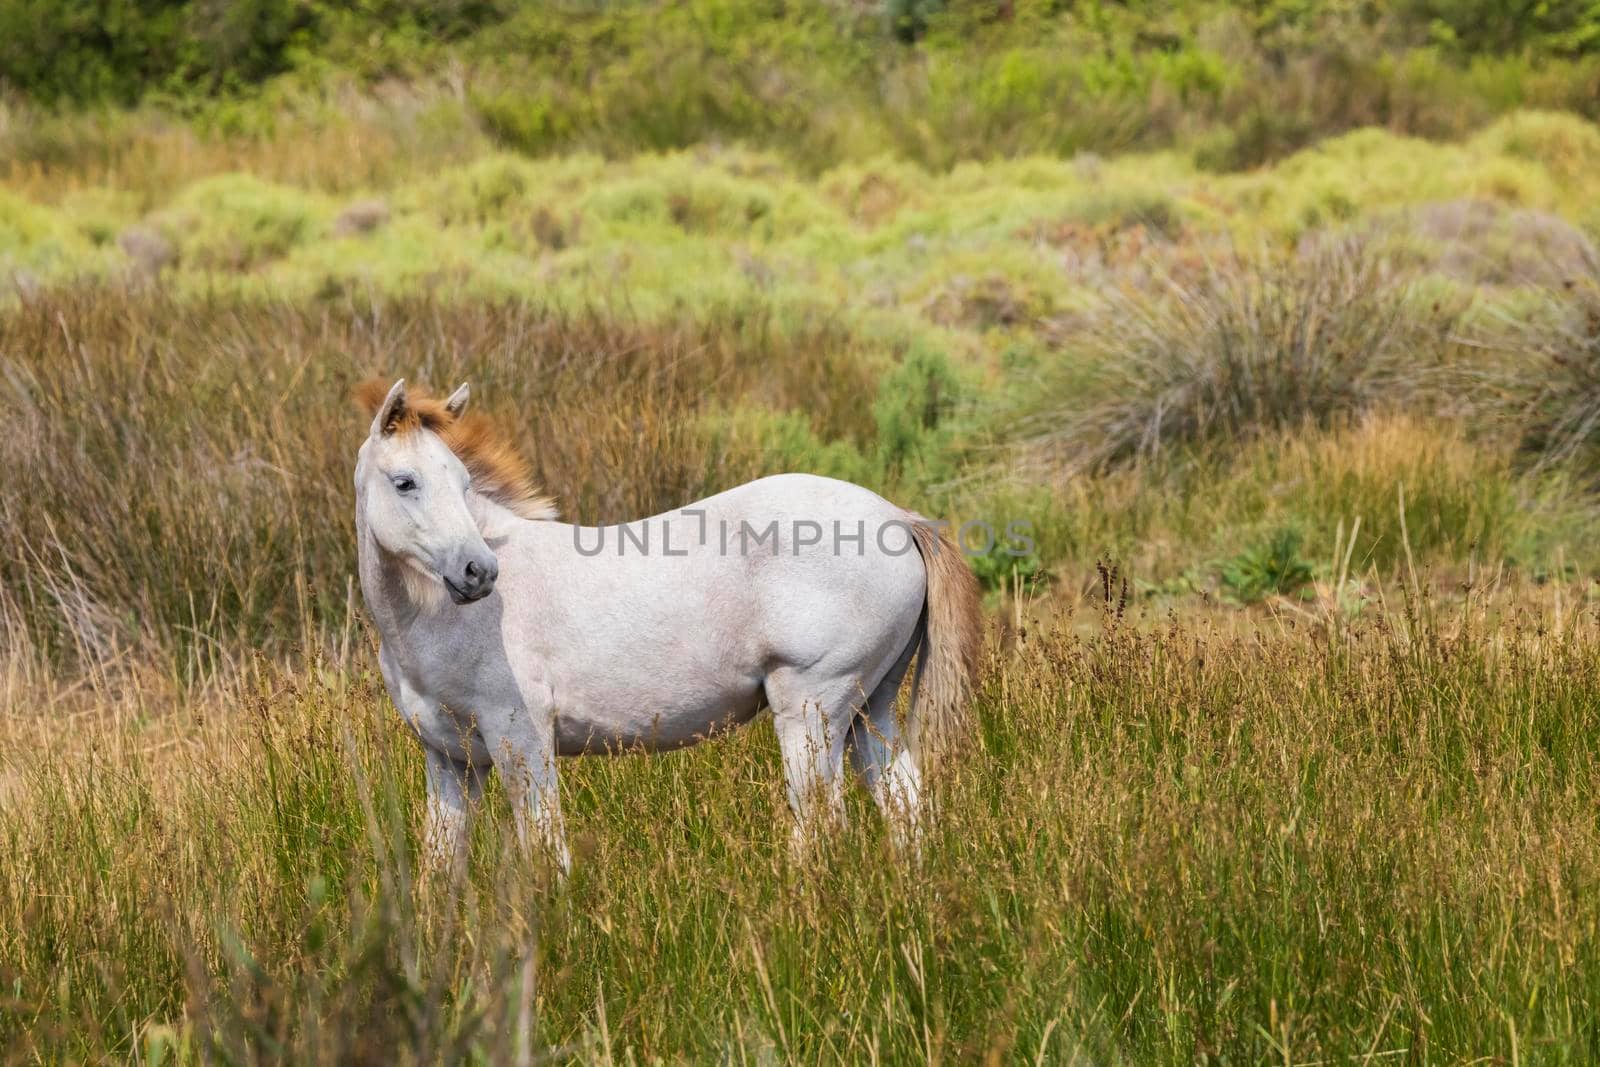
[5,582,1600,1062]
[0,86,490,205]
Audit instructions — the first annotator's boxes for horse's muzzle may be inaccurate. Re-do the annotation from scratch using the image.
[444,556,498,604]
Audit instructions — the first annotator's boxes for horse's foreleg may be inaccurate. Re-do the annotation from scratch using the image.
[422,745,483,884]
[381,650,484,885]
[480,708,570,877]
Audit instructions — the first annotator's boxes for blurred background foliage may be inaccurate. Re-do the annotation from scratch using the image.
[7,0,1600,171]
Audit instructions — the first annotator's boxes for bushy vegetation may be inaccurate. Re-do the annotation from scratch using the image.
[1218,526,1315,603]
[6,109,1600,663]
[8,1,1600,173]
[0,0,506,105]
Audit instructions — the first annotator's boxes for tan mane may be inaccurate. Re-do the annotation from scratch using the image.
[354,378,559,522]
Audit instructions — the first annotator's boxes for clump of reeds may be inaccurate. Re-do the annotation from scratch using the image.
[1497,252,1600,473]
[1030,238,1461,472]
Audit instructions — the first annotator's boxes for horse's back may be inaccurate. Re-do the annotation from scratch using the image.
[490,473,931,750]
[536,471,931,668]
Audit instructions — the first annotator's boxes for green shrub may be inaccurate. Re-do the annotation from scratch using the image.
[873,344,965,489]
[967,533,1046,593]
[1219,526,1316,603]
[1403,0,1600,56]
[151,173,328,270]
[887,0,944,44]
[0,0,513,104]
[469,82,576,157]
[0,0,308,104]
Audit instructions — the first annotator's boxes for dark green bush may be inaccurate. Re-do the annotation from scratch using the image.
[0,0,513,104]
[0,0,310,103]
[1402,0,1600,56]
[873,344,965,487]
[887,0,945,43]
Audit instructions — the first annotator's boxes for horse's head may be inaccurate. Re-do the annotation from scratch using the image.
[354,379,498,605]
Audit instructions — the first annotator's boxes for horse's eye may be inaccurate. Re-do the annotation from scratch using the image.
[394,477,416,494]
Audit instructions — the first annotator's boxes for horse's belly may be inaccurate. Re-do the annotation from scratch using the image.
[550,680,764,755]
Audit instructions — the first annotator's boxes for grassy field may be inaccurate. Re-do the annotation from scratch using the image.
[10,589,1600,1062]
[9,6,1600,1062]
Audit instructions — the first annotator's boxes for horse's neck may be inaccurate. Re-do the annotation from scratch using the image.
[355,514,411,635]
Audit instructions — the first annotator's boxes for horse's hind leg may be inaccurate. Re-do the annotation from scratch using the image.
[765,667,862,850]
[849,625,923,835]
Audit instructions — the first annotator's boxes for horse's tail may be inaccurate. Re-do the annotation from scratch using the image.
[906,518,984,773]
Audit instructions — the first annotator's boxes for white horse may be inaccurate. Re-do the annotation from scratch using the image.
[353,379,982,873]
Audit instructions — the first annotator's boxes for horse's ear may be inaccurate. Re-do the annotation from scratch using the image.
[444,382,471,419]
[364,378,408,437]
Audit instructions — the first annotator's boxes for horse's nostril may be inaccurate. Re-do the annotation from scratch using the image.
[465,560,483,582]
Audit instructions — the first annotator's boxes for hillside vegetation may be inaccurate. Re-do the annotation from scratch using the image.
[8,4,1600,1063]
[8,0,1600,171]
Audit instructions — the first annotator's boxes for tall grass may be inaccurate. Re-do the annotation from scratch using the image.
[4,253,1592,685]
[5,592,1600,1061]
[0,289,885,679]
